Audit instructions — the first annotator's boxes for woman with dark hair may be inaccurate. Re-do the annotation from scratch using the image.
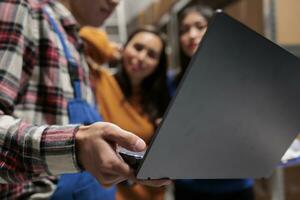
[173,4,255,200]
[175,4,214,85]
[82,26,171,200]
[114,26,170,132]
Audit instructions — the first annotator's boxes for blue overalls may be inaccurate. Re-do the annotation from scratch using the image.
[43,7,116,200]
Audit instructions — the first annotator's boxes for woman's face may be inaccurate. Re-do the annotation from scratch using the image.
[180,11,208,57]
[123,32,163,85]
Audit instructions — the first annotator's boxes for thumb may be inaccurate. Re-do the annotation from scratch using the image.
[102,123,146,152]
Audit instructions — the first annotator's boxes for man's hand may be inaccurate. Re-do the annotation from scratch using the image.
[75,122,146,185]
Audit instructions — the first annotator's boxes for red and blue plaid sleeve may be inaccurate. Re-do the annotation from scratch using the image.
[0,0,81,184]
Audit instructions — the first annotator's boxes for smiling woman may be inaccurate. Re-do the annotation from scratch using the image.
[122,32,163,94]
[94,26,171,143]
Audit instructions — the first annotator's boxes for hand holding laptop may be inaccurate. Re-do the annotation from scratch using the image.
[76,122,171,187]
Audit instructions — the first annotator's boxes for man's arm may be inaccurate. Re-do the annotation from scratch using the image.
[0,0,85,183]
[0,0,140,185]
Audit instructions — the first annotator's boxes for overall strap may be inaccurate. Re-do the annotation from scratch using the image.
[43,7,82,99]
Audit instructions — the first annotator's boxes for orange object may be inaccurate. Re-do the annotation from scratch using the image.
[79,26,114,64]
[116,184,165,200]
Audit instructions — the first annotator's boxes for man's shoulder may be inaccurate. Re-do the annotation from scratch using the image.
[1,0,55,13]
[0,0,45,17]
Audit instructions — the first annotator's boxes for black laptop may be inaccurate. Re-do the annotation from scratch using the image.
[119,11,300,180]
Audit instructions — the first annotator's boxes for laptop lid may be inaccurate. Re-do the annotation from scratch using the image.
[136,11,300,179]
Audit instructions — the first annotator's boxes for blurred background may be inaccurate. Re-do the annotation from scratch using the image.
[101,1,300,200]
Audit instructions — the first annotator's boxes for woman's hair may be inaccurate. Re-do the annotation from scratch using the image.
[115,26,171,126]
[176,4,214,85]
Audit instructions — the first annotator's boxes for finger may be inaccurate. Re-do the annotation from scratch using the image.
[139,180,172,187]
[95,171,125,187]
[130,178,172,187]
[111,157,133,178]
[96,142,130,177]
[101,176,126,188]
[102,124,146,152]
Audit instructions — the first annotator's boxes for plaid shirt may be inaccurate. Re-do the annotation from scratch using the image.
[0,0,95,198]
